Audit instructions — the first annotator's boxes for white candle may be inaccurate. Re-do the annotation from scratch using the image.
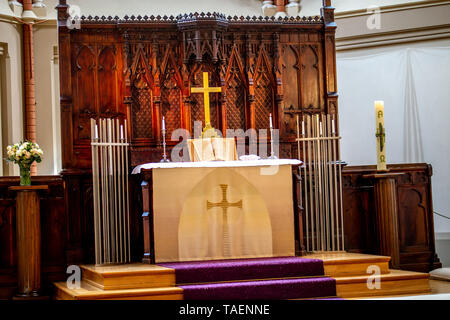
[120,125,124,140]
[94,124,98,140]
[269,113,273,128]
[162,116,166,131]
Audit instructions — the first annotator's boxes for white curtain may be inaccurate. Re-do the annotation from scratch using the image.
[337,46,450,233]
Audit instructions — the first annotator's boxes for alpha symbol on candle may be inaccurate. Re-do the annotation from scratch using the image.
[377,110,383,119]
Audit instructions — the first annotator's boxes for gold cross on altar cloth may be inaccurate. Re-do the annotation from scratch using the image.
[207,184,243,257]
[191,72,222,138]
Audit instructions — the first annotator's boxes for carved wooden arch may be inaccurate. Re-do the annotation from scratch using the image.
[252,45,276,130]
[159,45,184,140]
[224,45,247,87]
[300,44,322,111]
[280,44,301,138]
[130,44,155,141]
[98,45,117,70]
[253,45,276,89]
[75,45,96,71]
[130,44,153,89]
[160,45,184,91]
[73,45,96,142]
[223,45,248,131]
[98,45,120,117]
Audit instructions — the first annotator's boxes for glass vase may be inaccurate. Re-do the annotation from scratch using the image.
[19,164,32,186]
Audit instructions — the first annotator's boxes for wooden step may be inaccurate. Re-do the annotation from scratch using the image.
[334,269,430,298]
[54,281,183,300]
[303,252,391,277]
[80,264,175,290]
[53,254,431,300]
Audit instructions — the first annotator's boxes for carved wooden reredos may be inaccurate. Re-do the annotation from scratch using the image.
[57,0,338,170]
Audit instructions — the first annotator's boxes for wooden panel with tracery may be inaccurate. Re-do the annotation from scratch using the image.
[161,67,182,141]
[225,68,246,130]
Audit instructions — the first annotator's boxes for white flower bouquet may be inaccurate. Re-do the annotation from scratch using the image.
[6,141,43,185]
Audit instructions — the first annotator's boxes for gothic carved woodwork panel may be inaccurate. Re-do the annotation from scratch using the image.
[325,35,337,93]
[300,44,323,110]
[68,36,125,169]
[0,203,15,268]
[130,45,154,141]
[61,12,339,170]
[161,68,182,141]
[73,45,96,142]
[254,48,275,130]
[398,186,430,250]
[342,187,375,253]
[225,48,247,131]
[98,46,118,115]
[40,190,66,268]
[183,29,224,63]
[254,79,273,130]
[225,72,246,130]
[131,83,153,140]
[281,45,301,138]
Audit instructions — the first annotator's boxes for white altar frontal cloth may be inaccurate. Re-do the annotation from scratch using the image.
[134,159,302,262]
[132,159,302,174]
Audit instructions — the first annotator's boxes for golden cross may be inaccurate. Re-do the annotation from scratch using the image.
[190,72,221,138]
[207,184,242,257]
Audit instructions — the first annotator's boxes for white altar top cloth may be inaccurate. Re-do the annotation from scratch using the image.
[131,159,302,174]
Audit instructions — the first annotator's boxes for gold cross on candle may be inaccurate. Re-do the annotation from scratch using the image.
[191,72,221,138]
[375,101,387,171]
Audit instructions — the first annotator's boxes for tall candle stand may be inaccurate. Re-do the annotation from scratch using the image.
[160,127,170,163]
[269,114,278,160]
[363,100,404,268]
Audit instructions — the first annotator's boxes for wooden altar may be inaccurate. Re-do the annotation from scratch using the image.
[136,160,303,264]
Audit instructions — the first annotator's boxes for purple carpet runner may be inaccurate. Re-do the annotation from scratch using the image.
[159,257,337,300]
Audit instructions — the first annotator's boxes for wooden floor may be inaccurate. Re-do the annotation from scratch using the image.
[54,252,432,300]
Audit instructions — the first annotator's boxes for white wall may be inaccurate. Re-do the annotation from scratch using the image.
[337,40,450,257]
[300,0,422,16]
[0,21,24,177]
[34,25,61,175]
[46,0,263,17]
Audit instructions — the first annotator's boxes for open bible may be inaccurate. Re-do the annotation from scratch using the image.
[187,138,238,162]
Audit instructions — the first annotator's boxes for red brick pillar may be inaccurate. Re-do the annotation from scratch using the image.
[22,0,37,175]
[276,0,287,15]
